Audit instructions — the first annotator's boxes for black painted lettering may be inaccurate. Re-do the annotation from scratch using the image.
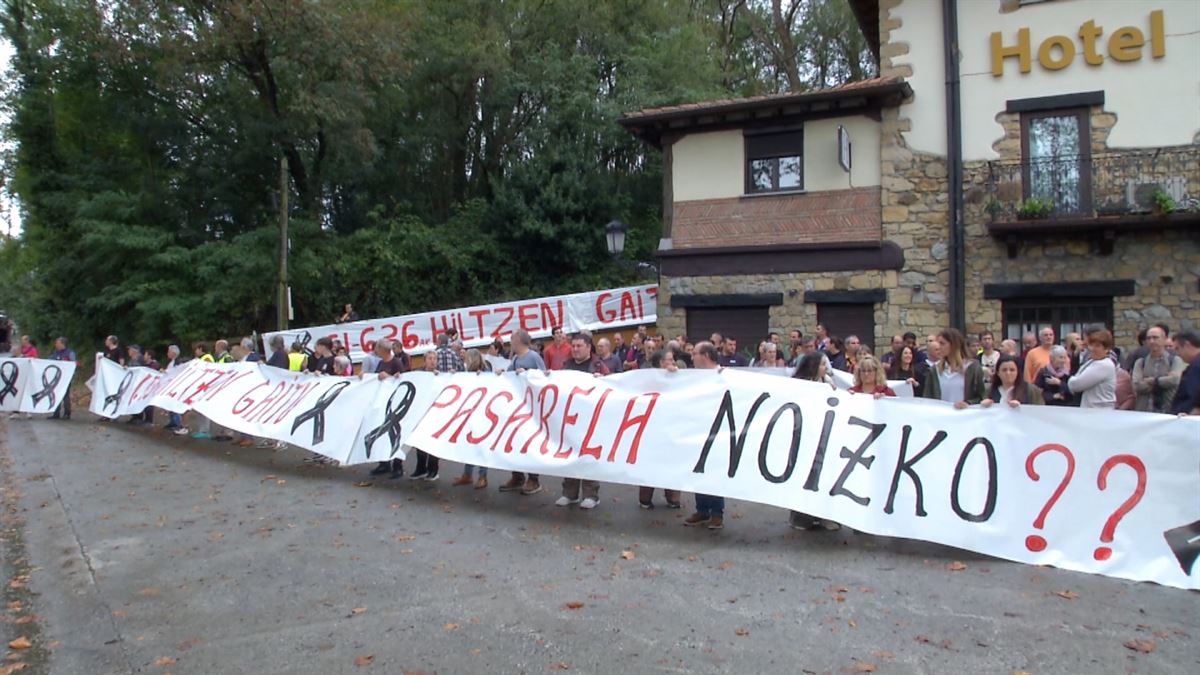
[757,403,802,484]
[950,437,998,523]
[829,417,886,506]
[884,425,948,517]
[693,390,771,477]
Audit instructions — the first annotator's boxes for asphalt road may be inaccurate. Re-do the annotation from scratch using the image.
[0,414,1197,675]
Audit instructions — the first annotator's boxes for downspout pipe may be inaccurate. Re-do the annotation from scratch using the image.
[943,0,965,331]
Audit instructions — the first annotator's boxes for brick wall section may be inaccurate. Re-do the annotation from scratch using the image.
[671,187,881,249]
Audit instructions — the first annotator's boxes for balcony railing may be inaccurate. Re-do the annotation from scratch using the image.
[977,146,1200,224]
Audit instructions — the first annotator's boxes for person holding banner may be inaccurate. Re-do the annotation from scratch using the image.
[788,352,842,531]
[638,349,683,510]
[409,355,445,481]
[684,342,726,530]
[453,349,490,489]
[921,328,985,409]
[499,330,545,495]
[1169,331,1200,415]
[982,354,1041,408]
[848,356,896,399]
[48,337,76,420]
[365,340,407,479]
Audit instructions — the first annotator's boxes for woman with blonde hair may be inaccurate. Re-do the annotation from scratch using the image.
[921,327,985,408]
[452,349,490,489]
[848,355,896,398]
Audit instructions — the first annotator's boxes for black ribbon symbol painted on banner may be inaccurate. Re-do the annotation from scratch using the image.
[30,365,61,409]
[290,380,350,445]
[363,381,416,459]
[1163,520,1200,576]
[296,330,314,357]
[0,361,17,405]
[103,371,135,414]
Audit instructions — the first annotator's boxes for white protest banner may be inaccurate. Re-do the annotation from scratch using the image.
[89,356,437,463]
[745,365,914,397]
[405,369,1200,590]
[262,284,657,362]
[0,358,77,413]
[87,357,1200,589]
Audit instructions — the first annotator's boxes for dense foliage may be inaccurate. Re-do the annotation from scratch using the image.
[0,0,871,350]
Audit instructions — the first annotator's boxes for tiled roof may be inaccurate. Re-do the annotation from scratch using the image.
[621,76,905,121]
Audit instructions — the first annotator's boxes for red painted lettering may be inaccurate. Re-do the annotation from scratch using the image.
[232,382,269,416]
[596,293,615,323]
[579,389,613,459]
[466,391,514,444]
[495,387,536,453]
[432,386,488,441]
[555,386,595,458]
[492,307,515,338]
[608,392,660,464]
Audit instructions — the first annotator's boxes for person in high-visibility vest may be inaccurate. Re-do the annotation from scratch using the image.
[287,341,307,371]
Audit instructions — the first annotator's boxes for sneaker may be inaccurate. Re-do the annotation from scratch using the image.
[520,480,543,495]
[50,414,60,420]
[409,470,429,481]
[683,513,711,527]
[555,496,580,507]
[665,501,682,509]
[273,441,288,450]
[474,477,488,490]
[173,427,190,436]
[498,478,523,492]
[452,476,473,486]
[255,439,274,449]
[190,431,211,440]
[580,498,598,510]
[707,516,725,530]
[424,472,440,482]
[213,434,233,442]
[788,512,812,531]
[819,520,842,531]
[369,462,390,476]
[638,500,654,509]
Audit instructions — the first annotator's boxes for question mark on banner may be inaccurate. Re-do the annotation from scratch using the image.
[1024,443,1076,552]
[1094,454,1147,562]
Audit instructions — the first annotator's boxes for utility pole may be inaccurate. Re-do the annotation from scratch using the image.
[277,156,289,331]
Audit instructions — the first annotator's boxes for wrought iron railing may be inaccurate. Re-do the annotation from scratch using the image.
[976,146,1200,223]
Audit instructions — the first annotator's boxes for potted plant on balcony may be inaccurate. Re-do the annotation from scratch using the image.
[1150,187,1176,215]
[984,196,1002,222]
[1016,197,1054,220]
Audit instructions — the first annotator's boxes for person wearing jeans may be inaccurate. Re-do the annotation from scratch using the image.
[682,342,725,530]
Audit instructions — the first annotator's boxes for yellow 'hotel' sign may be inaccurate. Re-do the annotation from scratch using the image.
[991,9,1165,76]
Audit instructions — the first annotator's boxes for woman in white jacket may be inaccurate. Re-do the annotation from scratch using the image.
[1064,328,1117,409]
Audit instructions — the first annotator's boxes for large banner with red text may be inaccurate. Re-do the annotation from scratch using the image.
[261,285,657,362]
[88,356,1200,590]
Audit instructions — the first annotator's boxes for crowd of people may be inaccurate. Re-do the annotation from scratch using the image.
[4,315,1198,533]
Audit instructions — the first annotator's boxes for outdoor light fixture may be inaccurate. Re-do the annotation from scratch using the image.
[605,219,626,258]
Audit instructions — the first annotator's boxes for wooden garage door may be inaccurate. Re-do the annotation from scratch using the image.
[817,303,875,351]
[687,306,769,358]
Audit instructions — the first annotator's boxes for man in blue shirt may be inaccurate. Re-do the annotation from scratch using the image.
[1169,331,1200,416]
[49,337,76,420]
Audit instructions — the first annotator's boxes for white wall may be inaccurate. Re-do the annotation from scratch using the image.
[957,0,1200,161]
[889,0,947,156]
[672,130,745,201]
[671,117,881,202]
[803,116,882,191]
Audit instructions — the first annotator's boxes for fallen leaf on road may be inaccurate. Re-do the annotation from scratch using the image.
[563,602,584,610]
[718,561,734,570]
[260,475,276,482]
[353,654,374,666]
[848,619,857,628]
[353,481,373,488]
[276,479,286,485]
[136,587,160,596]
[734,628,749,636]
[151,656,176,667]
[872,651,895,659]
[549,663,570,671]
[352,607,367,615]
[915,635,933,644]
[394,534,416,542]
[946,561,967,572]
[7,581,23,590]
[7,637,30,650]
[853,663,877,673]
[112,609,128,618]
[686,555,698,562]
[443,623,459,631]
[0,663,28,674]
[1124,639,1156,653]
[620,550,636,560]
[1054,590,1080,600]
